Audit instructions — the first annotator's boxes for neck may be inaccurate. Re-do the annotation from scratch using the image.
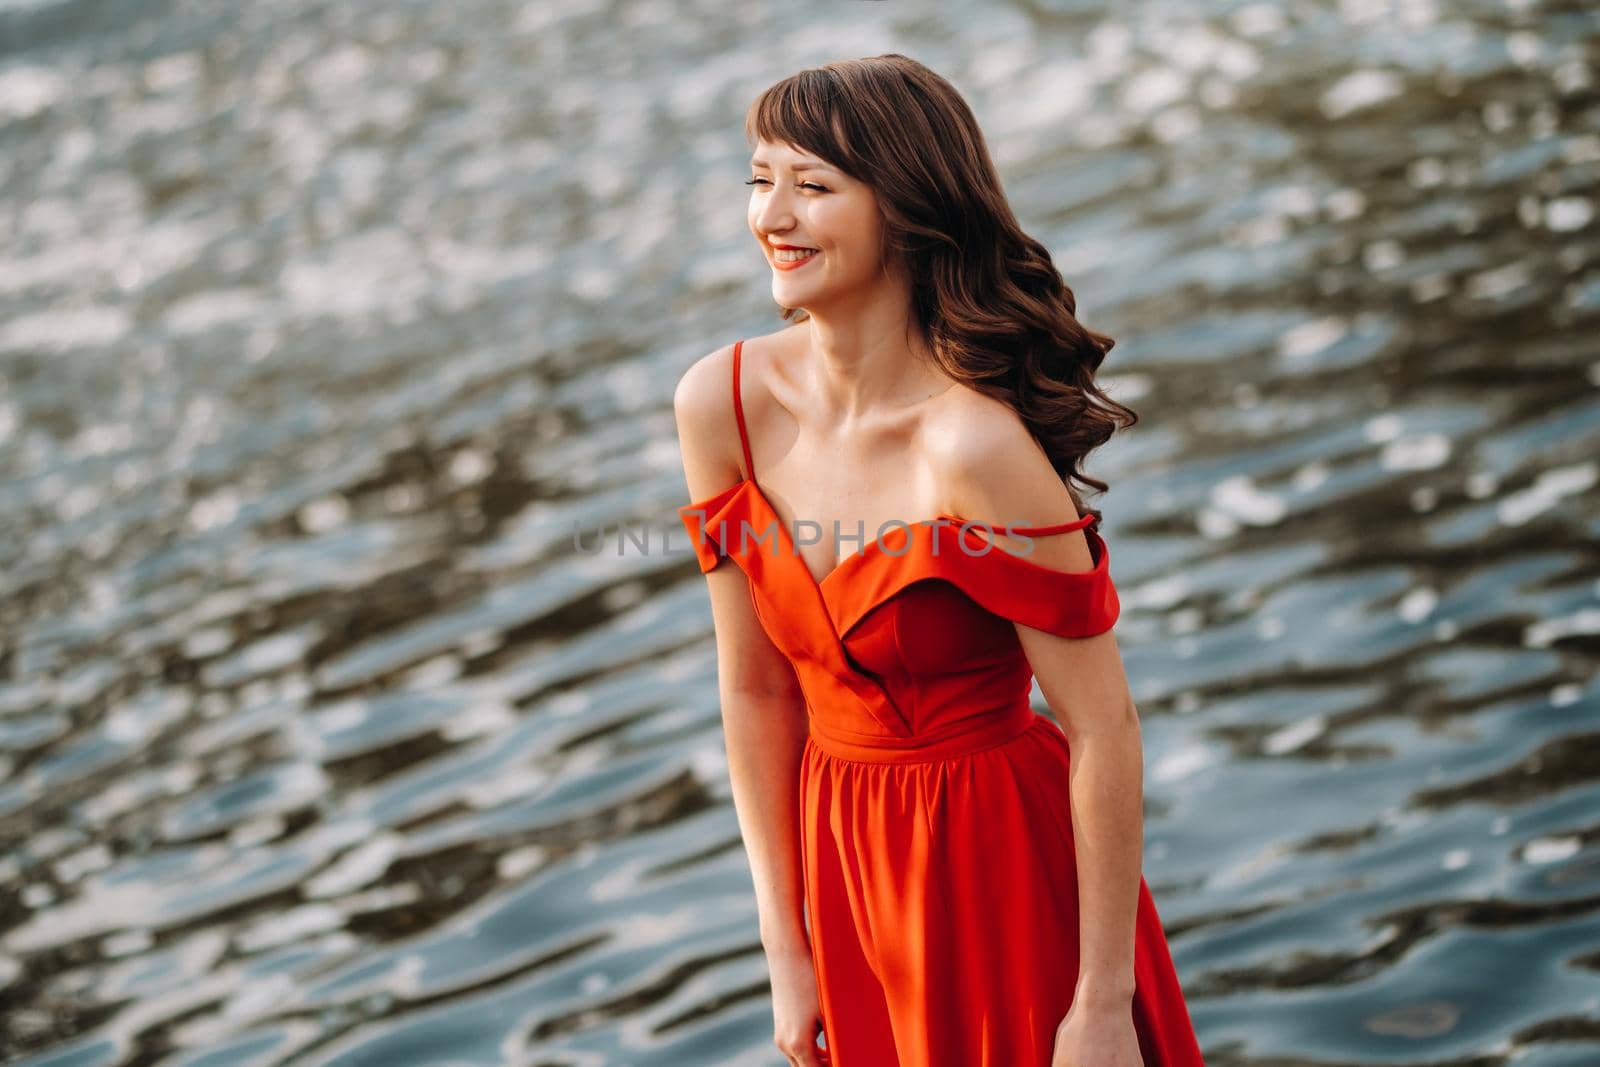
[801,317,948,419]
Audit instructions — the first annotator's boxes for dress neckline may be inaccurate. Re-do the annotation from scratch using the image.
[692,475,1100,596]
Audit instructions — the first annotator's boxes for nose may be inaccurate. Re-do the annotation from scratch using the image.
[752,182,796,236]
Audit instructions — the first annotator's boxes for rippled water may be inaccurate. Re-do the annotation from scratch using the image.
[2,0,1597,1064]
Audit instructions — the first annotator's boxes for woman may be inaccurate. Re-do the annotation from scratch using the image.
[674,55,1205,1067]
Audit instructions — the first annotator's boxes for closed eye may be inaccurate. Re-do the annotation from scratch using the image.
[746,178,828,191]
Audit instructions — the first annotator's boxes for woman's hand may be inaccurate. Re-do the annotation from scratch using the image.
[768,943,831,1066]
[1051,997,1144,1067]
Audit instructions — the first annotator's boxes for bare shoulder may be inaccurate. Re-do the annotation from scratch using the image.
[674,325,802,418]
[673,341,743,493]
[673,340,738,430]
[924,387,1044,485]
[925,387,1087,535]
[674,327,804,493]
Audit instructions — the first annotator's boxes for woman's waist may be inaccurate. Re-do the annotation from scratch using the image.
[806,701,1043,764]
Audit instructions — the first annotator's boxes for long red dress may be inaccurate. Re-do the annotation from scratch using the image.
[679,340,1206,1066]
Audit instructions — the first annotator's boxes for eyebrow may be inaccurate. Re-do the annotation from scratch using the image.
[749,157,836,172]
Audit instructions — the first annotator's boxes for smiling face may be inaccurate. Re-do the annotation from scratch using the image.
[747,139,890,313]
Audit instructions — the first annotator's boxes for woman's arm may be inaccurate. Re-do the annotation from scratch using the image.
[713,603,813,955]
[674,347,812,955]
[1030,635,1143,1009]
[942,403,1144,1010]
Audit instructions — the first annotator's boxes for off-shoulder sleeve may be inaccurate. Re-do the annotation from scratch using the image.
[677,480,747,574]
[935,520,1120,638]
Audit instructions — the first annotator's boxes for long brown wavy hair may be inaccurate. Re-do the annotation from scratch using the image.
[745,53,1136,521]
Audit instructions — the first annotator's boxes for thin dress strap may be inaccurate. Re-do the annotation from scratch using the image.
[990,513,1098,536]
[732,339,755,481]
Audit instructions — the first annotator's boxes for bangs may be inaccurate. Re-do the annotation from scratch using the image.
[745,69,859,179]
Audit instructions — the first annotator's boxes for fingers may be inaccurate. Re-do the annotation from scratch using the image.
[774,1020,830,1066]
[776,1039,829,1065]
[792,1042,830,1067]
[778,1042,828,1066]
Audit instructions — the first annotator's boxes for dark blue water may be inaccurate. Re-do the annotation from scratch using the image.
[2,0,1597,1064]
